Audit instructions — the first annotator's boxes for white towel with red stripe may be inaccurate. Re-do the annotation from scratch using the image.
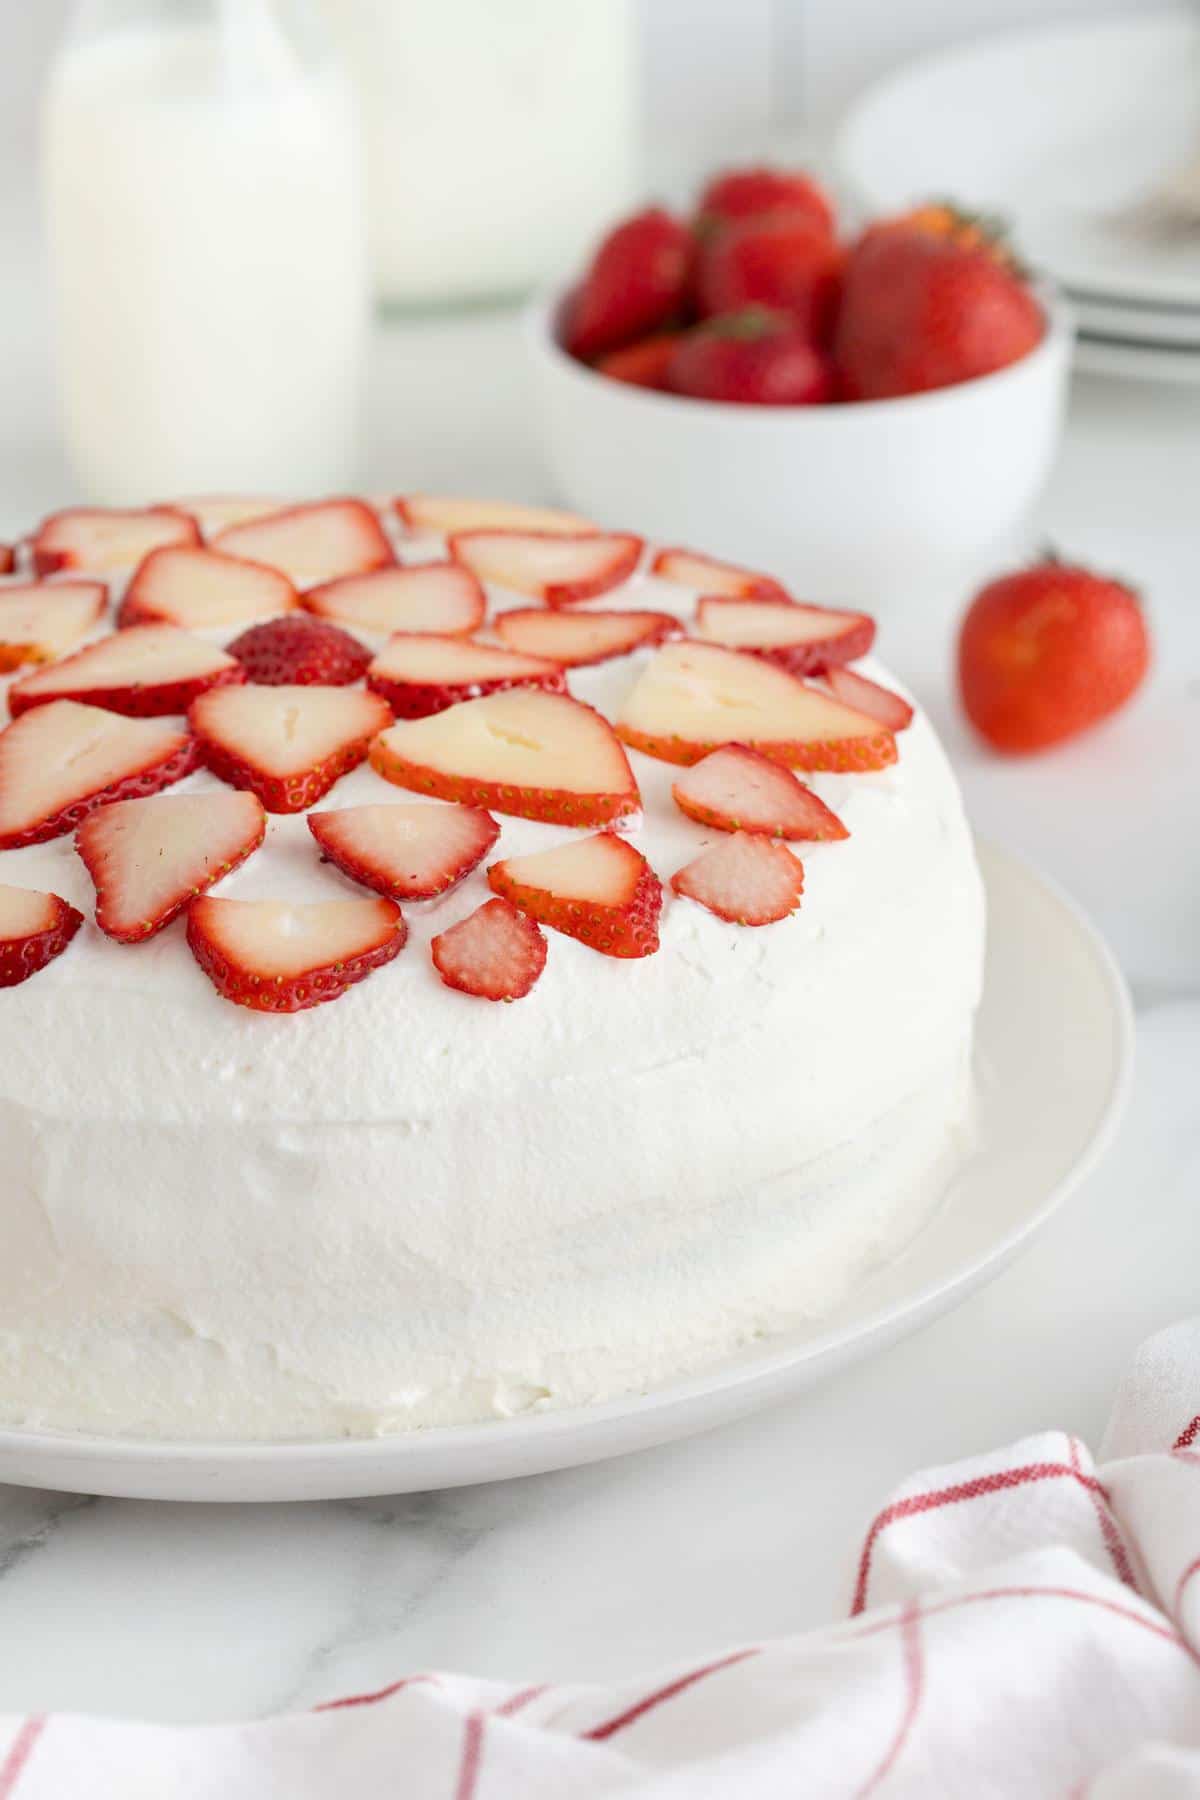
[3,1320,1200,1798]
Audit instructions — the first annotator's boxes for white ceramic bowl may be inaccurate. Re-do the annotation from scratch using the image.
[526,292,1073,608]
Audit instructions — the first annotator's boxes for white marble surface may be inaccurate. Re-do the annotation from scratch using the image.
[0,250,1197,1723]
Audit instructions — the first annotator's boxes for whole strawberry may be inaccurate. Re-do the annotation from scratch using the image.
[835,209,1044,400]
[697,166,835,240]
[228,613,371,686]
[667,308,834,406]
[595,332,683,391]
[696,213,842,344]
[565,207,693,362]
[958,557,1150,753]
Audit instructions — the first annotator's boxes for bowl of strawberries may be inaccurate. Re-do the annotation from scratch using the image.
[527,167,1072,604]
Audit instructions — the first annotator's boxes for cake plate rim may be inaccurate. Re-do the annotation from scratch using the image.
[0,836,1134,1502]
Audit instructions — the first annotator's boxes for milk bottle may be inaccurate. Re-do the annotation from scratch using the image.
[43,0,368,503]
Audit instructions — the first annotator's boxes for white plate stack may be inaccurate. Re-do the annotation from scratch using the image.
[835,12,1200,387]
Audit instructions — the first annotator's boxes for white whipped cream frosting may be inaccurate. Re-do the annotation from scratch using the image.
[0,545,985,1439]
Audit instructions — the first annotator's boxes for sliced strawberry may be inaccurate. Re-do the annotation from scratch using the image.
[671,744,847,840]
[9,624,243,719]
[119,545,298,629]
[173,496,287,538]
[672,831,804,925]
[395,495,592,537]
[450,531,642,606]
[213,499,393,587]
[227,614,371,686]
[488,832,661,959]
[0,884,84,986]
[366,634,564,719]
[822,665,914,732]
[371,689,640,827]
[695,596,875,675]
[187,894,405,1013]
[190,684,390,813]
[306,562,485,637]
[309,801,498,901]
[430,896,546,1001]
[32,506,200,576]
[616,641,897,772]
[0,581,107,670]
[493,607,679,668]
[0,545,14,575]
[650,548,787,599]
[76,789,266,942]
[0,701,198,849]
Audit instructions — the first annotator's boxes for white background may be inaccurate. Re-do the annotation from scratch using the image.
[0,0,1156,162]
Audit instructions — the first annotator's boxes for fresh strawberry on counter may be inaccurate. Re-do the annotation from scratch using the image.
[958,557,1150,753]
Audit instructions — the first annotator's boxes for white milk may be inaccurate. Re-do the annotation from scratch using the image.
[329,0,638,308]
[43,20,368,504]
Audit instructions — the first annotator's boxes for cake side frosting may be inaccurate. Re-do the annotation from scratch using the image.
[0,529,985,1438]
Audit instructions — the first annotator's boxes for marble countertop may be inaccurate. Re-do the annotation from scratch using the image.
[0,285,1197,1723]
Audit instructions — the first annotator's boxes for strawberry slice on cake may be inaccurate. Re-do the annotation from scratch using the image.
[430,897,547,1001]
[33,505,200,576]
[695,597,876,675]
[0,580,107,670]
[449,531,642,606]
[672,832,805,925]
[187,894,405,1012]
[370,689,641,826]
[650,547,787,600]
[0,544,14,575]
[366,635,565,718]
[395,495,592,537]
[213,499,393,587]
[493,607,679,668]
[306,563,486,637]
[616,642,897,772]
[8,623,243,718]
[77,789,266,942]
[190,684,392,813]
[488,832,662,958]
[309,802,499,901]
[227,614,371,686]
[173,496,286,538]
[672,745,847,840]
[119,545,298,629]
[0,701,198,849]
[0,884,84,986]
[821,665,914,732]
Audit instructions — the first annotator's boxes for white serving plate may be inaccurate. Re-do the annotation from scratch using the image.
[836,13,1200,311]
[0,839,1131,1503]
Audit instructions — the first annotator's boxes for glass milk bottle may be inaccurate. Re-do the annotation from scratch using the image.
[329,0,638,310]
[43,0,368,504]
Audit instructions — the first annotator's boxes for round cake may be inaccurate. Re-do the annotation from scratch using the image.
[0,496,984,1439]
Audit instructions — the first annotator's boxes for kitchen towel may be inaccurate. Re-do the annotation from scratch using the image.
[2,1319,1200,1797]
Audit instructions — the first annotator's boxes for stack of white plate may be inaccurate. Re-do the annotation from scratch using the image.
[835,12,1200,386]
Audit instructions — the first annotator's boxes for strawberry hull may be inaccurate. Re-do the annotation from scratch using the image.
[8,661,244,719]
[366,665,566,720]
[616,721,897,774]
[0,893,84,987]
[0,734,201,850]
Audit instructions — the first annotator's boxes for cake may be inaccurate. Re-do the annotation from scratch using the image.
[0,496,984,1439]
